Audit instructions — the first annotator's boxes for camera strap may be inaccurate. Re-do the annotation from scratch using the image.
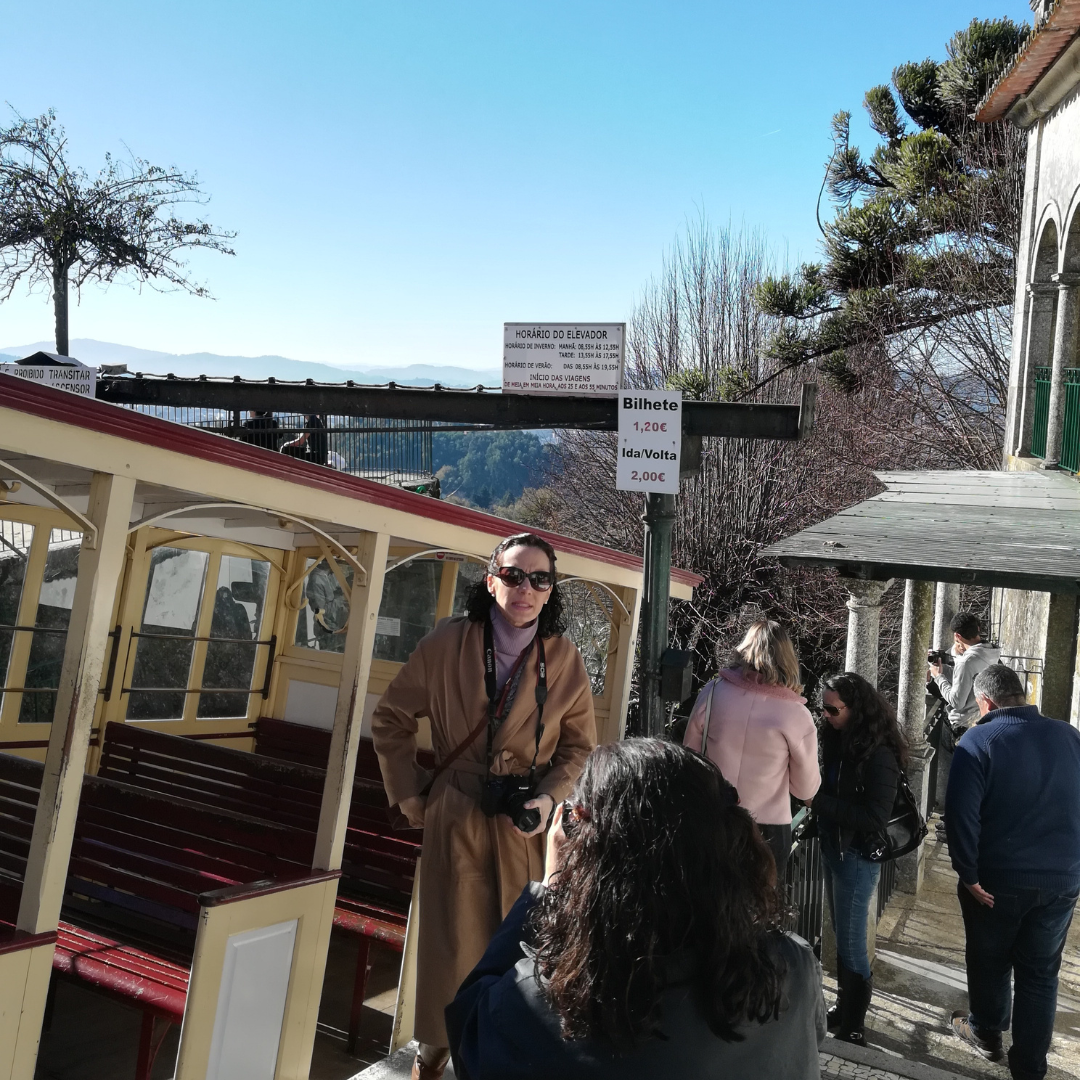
[483,616,547,783]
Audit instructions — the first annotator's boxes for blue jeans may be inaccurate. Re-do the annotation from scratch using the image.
[821,835,880,979]
[958,880,1078,1080]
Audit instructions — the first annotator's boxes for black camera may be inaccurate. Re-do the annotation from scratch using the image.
[481,774,541,833]
[927,649,954,667]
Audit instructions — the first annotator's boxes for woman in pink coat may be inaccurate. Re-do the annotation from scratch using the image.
[683,619,820,882]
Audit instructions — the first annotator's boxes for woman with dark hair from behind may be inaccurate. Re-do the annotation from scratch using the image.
[812,672,907,1047]
[446,739,826,1080]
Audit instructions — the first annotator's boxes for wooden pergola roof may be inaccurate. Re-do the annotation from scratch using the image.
[763,470,1080,594]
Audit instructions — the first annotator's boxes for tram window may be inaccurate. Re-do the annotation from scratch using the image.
[451,562,486,616]
[127,547,210,720]
[373,560,441,664]
[0,522,34,709]
[293,558,353,653]
[198,556,270,719]
[559,580,611,696]
[19,530,81,723]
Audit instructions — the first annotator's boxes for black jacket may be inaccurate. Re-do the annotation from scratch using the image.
[446,883,826,1080]
[813,724,900,855]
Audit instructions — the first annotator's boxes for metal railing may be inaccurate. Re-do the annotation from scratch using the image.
[116,405,436,486]
[787,807,824,953]
[1030,366,1080,471]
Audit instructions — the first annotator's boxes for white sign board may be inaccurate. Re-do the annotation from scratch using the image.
[0,358,96,397]
[616,390,682,495]
[503,323,624,395]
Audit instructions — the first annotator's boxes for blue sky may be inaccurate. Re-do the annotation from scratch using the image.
[0,1,1032,371]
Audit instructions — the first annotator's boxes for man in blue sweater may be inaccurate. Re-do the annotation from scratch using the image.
[945,664,1080,1080]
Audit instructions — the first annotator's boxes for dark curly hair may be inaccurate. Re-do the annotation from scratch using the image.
[820,672,909,768]
[464,532,566,637]
[531,739,787,1046]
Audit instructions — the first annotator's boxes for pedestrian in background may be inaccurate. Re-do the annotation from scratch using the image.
[811,672,906,1047]
[928,611,1000,841]
[683,619,819,882]
[946,664,1080,1080]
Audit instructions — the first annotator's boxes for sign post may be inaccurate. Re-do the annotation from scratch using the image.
[615,391,683,735]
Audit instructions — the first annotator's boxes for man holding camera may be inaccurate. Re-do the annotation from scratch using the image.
[928,612,1000,840]
[372,534,596,1080]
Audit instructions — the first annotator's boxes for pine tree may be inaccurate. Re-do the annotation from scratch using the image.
[755,18,1029,466]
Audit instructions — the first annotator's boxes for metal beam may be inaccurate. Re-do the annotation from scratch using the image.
[97,377,818,441]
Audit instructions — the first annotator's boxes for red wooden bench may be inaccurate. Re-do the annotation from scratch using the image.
[0,751,326,1079]
[97,721,423,1052]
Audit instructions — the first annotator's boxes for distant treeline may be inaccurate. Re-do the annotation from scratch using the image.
[433,430,551,509]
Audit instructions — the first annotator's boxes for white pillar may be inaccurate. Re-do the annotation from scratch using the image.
[932,582,960,652]
[313,530,390,872]
[841,578,894,686]
[1042,273,1080,469]
[18,472,136,934]
[895,580,935,896]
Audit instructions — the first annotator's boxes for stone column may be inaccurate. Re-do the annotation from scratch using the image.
[841,578,894,685]
[1016,284,1058,457]
[932,582,961,651]
[1042,273,1080,469]
[1042,592,1080,721]
[895,579,935,895]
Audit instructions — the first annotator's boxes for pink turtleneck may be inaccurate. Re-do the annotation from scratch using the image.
[490,606,539,692]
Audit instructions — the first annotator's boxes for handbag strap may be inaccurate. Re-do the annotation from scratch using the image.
[699,679,716,755]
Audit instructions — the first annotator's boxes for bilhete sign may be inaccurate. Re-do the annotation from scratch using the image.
[616,390,682,495]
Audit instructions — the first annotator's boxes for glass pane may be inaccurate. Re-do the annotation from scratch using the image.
[127,547,209,720]
[19,529,82,723]
[293,558,353,653]
[451,561,486,616]
[559,580,611,696]
[198,556,270,719]
[373,560,441,664]
[0,521,34,713]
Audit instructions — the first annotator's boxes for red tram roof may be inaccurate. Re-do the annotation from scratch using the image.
[1,373,702,588]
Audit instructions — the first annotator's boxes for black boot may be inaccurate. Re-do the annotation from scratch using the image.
[834,967,872,1046]
[827,960,846,1032]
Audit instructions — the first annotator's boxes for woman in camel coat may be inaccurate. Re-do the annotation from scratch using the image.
[372,533,596,1079]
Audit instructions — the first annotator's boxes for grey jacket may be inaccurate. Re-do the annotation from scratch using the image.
[934,641,1001,727]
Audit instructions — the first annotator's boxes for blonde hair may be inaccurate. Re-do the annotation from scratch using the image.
[734,619,802,693]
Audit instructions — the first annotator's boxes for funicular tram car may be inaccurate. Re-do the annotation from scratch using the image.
[0,373,697,1080]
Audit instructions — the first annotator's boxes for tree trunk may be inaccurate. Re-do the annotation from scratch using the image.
[53,269,68,356]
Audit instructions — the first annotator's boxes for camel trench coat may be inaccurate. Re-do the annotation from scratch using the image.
[371,615,596,1046]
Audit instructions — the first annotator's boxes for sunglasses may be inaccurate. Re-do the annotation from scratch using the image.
[821,704,843,717]
[491,566,554,592]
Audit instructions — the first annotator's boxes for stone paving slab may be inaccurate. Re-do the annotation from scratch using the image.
[350,1039,971,1080]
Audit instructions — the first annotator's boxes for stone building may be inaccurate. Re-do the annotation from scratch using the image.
[977,0,1080,724]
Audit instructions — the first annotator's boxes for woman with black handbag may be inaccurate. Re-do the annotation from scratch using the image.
[809,672,907,1047]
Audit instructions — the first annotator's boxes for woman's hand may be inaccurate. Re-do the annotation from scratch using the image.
[515,793,555,838]
[398,794,427,828]
[542,802,567,887]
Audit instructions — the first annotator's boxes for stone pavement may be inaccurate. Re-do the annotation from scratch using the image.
[352,1040,974,1079]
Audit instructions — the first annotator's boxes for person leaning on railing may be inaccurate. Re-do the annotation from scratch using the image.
[446,739,827,1080]
[809,672,906,1048]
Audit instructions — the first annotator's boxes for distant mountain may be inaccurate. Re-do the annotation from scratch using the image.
[0,339,501,389]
